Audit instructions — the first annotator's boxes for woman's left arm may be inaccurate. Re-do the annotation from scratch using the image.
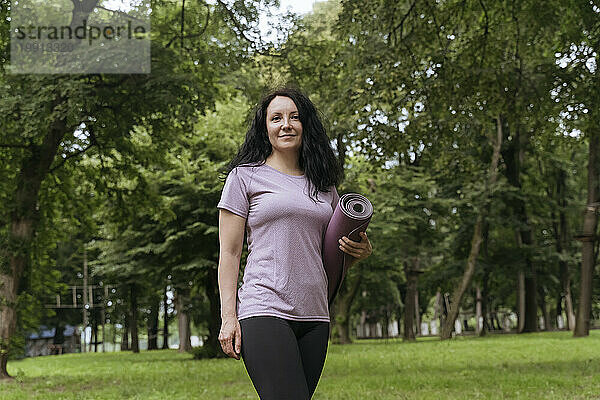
[338,231,372,267]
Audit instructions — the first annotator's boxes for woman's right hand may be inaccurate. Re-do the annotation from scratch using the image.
[219,316,242,359]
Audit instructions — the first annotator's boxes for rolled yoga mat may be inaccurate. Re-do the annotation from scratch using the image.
[323,193,373,305]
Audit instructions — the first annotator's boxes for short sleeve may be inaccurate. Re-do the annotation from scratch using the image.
[330,186,339,210]
[217,168,249,218]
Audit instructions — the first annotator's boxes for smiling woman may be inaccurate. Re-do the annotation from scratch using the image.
[265,96,303,173]
[215,87,372,399]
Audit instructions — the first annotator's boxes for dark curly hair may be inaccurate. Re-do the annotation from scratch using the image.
[220,87,343,202]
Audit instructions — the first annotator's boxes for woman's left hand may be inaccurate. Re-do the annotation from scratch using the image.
[338,231,372,262]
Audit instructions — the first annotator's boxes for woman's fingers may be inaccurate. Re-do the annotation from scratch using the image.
[219,334,231,356]
[339,243,363,258]
[219,317,243,359]
[219,328,240,359]
[338,232,372,259]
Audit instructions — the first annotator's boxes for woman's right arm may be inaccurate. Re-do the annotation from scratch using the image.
[217,208,246,359]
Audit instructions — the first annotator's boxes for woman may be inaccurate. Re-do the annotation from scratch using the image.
[216,87,372,399]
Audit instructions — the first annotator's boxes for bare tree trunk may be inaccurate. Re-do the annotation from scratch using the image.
[523,264,538,332]
[130,284,139,353]
[162,286,169,349]
[176,291,191,352]
[382,309,390,339]
[517,270,526,332]
[435,290,444,336]
[476,286,483,335]
[93,310,99,352]
[204,267,225,357]
[331,271,362,344]
[147,297,159,350]
[539,287,550,331]
[500,116,538,333]
[574,130,600,337]
[441,117,503,340]
[480,222,491,336]
[552,167,576,330]
[512,208,538,333]
[556,230,576,330]
[564,282,576,330]
[121,314,130,351]
[413,289,420,336]
[403,259,420,341]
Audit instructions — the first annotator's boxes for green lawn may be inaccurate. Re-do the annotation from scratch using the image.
[2,331,600,399]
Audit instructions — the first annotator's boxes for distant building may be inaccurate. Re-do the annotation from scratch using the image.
[26,325,81,357]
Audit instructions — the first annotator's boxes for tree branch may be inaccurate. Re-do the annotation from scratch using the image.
[166,0,211,48]
[94,5,147,23]
[181,0,185,50]
[478,0,489,69]
[215,0,260,49]
[391,0,417,46]
[49,144,95,173]
[49,127,97,173]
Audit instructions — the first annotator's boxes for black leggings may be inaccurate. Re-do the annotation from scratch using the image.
[239,316,330,400]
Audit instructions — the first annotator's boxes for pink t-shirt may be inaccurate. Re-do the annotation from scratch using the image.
[217,162,339,322]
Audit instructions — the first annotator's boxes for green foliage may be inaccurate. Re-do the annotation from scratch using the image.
[189,344,227,360]
[0,0,271,363]
[1,0,599,361]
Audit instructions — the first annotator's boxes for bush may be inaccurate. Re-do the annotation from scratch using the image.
[189,344,228,360]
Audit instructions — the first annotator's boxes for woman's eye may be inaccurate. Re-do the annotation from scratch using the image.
[271,116,280,121]
[291,115,299,120]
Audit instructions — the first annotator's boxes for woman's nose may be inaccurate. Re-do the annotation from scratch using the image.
[282,117,291,129]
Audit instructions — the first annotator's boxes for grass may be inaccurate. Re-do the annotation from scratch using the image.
[2,330,600,399]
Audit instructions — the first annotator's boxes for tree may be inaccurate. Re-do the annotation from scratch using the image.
[0,0,270,376]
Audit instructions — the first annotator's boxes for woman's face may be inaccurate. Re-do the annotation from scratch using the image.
[265,96,303,154]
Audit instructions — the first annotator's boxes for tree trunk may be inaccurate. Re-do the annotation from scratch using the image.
[435,290,444,335]
[500,118,538,333]
[516,270,526,332]
[331,271,362,344]
[414,289,421,336]
[382,313,390,339]
[176,290,191,352]
[147,297,159,350]
[556,232,576,330]
[93,310,99,352]
[162,286,169,349]
[204,267,224,357]
[112,323,117,351]
[523,257,538,332]
[564,281,576,330]
[574,130,600,337]
[130,284,139,353]
[479,221,491,336]
[403,260,420,341]
[552,167,577,330]
[539,287,550,331]
[121,313,130,351]
[441,117,503,340]
[476,286,483,335]
[0,103,67,378]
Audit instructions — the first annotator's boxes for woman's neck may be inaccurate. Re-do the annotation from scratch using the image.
[265,152,302,175]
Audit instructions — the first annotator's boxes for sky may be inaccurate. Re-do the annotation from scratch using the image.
[101,0,318,15]
[276,0,318,15]
[101,0,320,40]
[258,0,320,41]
